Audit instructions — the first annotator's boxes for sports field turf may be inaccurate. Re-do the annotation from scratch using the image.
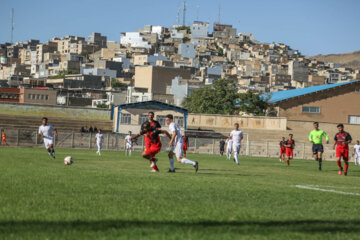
[1,147,360,239]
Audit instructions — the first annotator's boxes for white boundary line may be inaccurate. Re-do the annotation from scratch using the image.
[295,185,360,196]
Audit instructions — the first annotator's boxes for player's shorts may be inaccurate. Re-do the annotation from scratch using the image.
[280,148,286,154]
[145,142,162,157]
[336,147,349,161]
[220,146,225,152]
[1,137,5,142]
[182,143,188,151]
[312,144,324,154]
[43,138,54,149]
[232,144,241,153]
[126,143,132,149]
[286,148,293,158]
[226,146,232,153]
[97,142,102,148]
[171,141,183,158]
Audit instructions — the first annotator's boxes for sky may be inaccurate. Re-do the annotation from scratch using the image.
[0,0,359,56]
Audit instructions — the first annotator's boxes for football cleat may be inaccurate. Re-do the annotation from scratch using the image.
[151,169,159,173]
[168,169,176,173]
[338,168,343,175]
[194,161,199,173]
[150,158,158,168]
[344,172,348,176]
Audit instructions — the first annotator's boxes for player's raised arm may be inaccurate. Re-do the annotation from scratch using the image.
[161,130,171,139]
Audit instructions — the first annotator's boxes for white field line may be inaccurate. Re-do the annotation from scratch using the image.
[295,185,360,196]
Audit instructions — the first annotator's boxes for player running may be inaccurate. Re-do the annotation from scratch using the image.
[354,140,360,166]
[333,124,352,176]
[1,129,9,146]
[38,117,58,159]
[166,115,198,173]
[279,137,286,162]
[225,138,233,160]
[219,139,225,156]
[131,122,171,172]
[285,134,295,166]
[182,132,189,157]
[125,131,133,156]
[229,123,243,165]
[95,129,104,155]
[308,122,329,171]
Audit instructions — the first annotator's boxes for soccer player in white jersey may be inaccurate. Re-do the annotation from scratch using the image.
[125,131,133,156]
[225,138,233,160]
[354,140,360,165]
[95,129,104,155]
[166,114,199,173]
[229,123,243,165]
[38,117,58,158]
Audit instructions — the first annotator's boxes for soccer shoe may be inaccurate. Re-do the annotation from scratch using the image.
[151,169,159,172]
[150,158,158,168]
[344,172,348,176]
[318,166,322,171]
[279,159,282,162]
[338,168,343,175]
[168,169,176,173]
[194,161,199,173]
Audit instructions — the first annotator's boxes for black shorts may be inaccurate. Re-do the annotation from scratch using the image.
[220,146,225,151]
[312,144,324,155]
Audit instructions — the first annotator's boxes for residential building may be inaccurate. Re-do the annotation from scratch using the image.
[120,32,151,49]
[191,21,209,38]
[178,43,196,59]
[88,32,107,48]
[133,53,168,66]
[134,66,192,94]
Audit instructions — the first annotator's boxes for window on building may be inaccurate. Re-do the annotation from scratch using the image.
[302,106,320,113]
[37,94,40,100]
[32,94,35,99]
[28,94,31,99]
[349,116,360,125]
[175,116,184,127]
[157,115,167,126]
[139,114,148,125]
[120,113,131,124]
[45,95,49,100]
[41,95,44,100]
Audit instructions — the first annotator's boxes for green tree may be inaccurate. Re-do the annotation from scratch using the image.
[111,78,126,89]
[237,91,269,116]
[182,78,239,115]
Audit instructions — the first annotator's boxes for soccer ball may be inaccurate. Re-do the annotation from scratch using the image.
[64,156,73,165]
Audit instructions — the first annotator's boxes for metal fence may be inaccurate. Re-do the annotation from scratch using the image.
[0,128,349,161]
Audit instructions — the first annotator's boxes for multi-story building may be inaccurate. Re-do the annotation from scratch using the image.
[120,32,151,49]
[88,32,107,48]
[191,21,209,38]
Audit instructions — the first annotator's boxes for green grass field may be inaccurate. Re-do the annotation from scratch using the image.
[1,147,360,240]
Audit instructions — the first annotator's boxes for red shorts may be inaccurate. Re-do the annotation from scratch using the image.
[280,148,286,154]
[1,138,5,142]
[286,148,293,158]
[145,142,162,157]
[336,147,349,161]
[183,143,188,151]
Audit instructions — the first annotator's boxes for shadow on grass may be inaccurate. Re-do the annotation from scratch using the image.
[1,219,360,234]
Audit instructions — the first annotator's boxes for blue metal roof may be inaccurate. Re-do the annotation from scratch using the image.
[262,81,358,103]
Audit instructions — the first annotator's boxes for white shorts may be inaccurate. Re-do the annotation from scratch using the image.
[355,153,360,159]
[170,141,183,158]
[226,146,232,153]
[126,143,132,149]
[44,138,54,149]
[232,144,241,153]
[97,142,103,149]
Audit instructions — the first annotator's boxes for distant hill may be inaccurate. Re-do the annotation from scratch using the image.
[311,51,360,70]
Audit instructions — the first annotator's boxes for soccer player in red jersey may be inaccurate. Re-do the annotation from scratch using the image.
[132,121,171,172]
[279,137,286,162]
[285,134,295,166]
[333,124,352,176]
[182,132,189,157]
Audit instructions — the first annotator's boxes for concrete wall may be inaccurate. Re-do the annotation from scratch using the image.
[0,102,110,120]
[278,81,360,123]
[187,114,287,131]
